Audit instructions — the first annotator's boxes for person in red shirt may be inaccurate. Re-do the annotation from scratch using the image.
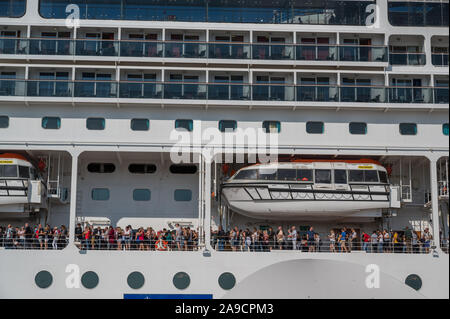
[107,226,116,250]
[362,232,370,252]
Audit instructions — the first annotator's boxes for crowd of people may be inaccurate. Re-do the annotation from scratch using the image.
[0,223,69,250]
[0,222,446,254]
[211,226,439,254]
[75,223,199,251]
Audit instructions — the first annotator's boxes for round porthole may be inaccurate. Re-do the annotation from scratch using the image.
[127,272,145,290]
[81,271,99,289]
[35,271,53,289]
[405,274,422,291]
[173,272,190,290]
[218,272,236,290]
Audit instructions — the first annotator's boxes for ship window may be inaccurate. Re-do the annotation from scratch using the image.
[262,121,281,133]
[0,0,26,18]
[349,170,364,183]
[128,164,157,174]
[18,166,30,178]
[175,119,193,132]
[349,122,367,135]
[0,116,9,128]
[91,188,110,201]
[306,122,324,134]
[379,171,389,184]
[42,117,61,130]
[389,1,449,27]
[87,163,116,173]
[334,170,347,184]
[170,164,197,174]
[174,189,192,202]
[258,168,277,181]
[443,123,449,136]
[0,165,17,177]
[133,189,151,201]
[365,170,379,183]
[399,123,417,135]
[234,169,257,180]
[297,169,313,182]
[131,118,149,131]
[86,118,105,130]
[219,120,237,132]
[277,169,296,181]
[315,170,331,184]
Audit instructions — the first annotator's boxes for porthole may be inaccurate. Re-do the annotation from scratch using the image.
[218,272,236,290]
[170,164,197,174]
[405,274,422,291]
[127,272,145,290]
[81,271,99,289]
[173,272,190,290]
[35,271,53,289]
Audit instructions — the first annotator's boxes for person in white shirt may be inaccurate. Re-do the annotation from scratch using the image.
[291,226,298,250]
[371,231,378,253]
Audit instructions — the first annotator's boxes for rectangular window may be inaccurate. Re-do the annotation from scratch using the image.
[258,168,277,181]
[334,170,347,184]
[315,169,332,184]
[0,115,9,128]
[277,169,297,181]
[219,120,237,132]
[365,170,379,183]
[86,118,105,130]
[262,121,281,133]
[0,0,26,18]
[133,189,151,201]
[131,118,149,131]
[349,170,364,183]
[399,123,417,135]
[174,189,192,202]
[379,171,389,184]
[306,122,324,134]
[175,119,193,132]
[91,188,110,201]
[42,117,61,130]
[349,122,367,135]
[18,166,30,178]
[298,169,313,182]
[1,165,17,177]
[443,123,449,136]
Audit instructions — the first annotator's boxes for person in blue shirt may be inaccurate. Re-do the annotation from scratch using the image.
[339,228,348,253]
[307,227,316,252]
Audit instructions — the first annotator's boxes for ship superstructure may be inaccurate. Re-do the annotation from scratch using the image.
[0,0,448,299]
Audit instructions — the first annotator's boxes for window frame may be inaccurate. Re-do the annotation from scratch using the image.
[91,188,110,201]
[399,123,418,136]
[349,122,367,135]
[175,119,193,132]
[41,116,61,130]
[133,188,151,201]
[130,118,150,131]
[86,117,106,130]
[306,121,324,134]
[0,115,9,128]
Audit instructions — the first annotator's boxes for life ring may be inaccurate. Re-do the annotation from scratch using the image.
[155,240,168,251]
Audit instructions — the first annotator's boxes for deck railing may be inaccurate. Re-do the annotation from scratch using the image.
[0,38,390,62]
[1,79,447,104]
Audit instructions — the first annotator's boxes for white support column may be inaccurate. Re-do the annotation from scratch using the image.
[204,151,212,250]
[68,150,80,246]
[429,157,442,251]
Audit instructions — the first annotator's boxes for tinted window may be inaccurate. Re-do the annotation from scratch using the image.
[315,169,331,184]
[133,189,151,201]
[131,118,149,131]
[278,169,296,181]
[306,122,324,134]
[42,117,61,130]
[334,170,347,184]
[170,164,197,174]
[258,168,277,180]
[87,163,115,173]
[349,170,364,182]
[18,166,30,178]
[219,120,237,132]
[379,171,389,184]
[443,123,449,136]
[1,165,17,177]
[0,116,9,128]
[91,188,110,201]
[175,119,193,132]
[234,169,257,180]
[365,170,379,182]
[262,121,281,133]
[174,189,192,202]
[349,122,367,135]
[297,169,313,182]
[87,118,105,130]
[389,1,449,27]
[399,123,417,135]
[128,164,157,174]
[0,0,26,18]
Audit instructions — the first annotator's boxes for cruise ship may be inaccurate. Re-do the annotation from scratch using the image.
[0,0,448,299]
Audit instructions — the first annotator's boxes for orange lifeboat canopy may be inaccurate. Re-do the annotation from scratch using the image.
[0,153,29,162]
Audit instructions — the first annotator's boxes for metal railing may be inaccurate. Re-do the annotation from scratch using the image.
[75,238,200,251]
[0,38,389,62]
[211,239,433,254]
[1,79,447,104]
[389,52,426,66]
[432,53,449,67]
[0,237,68,250]
[0,179,28,197]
